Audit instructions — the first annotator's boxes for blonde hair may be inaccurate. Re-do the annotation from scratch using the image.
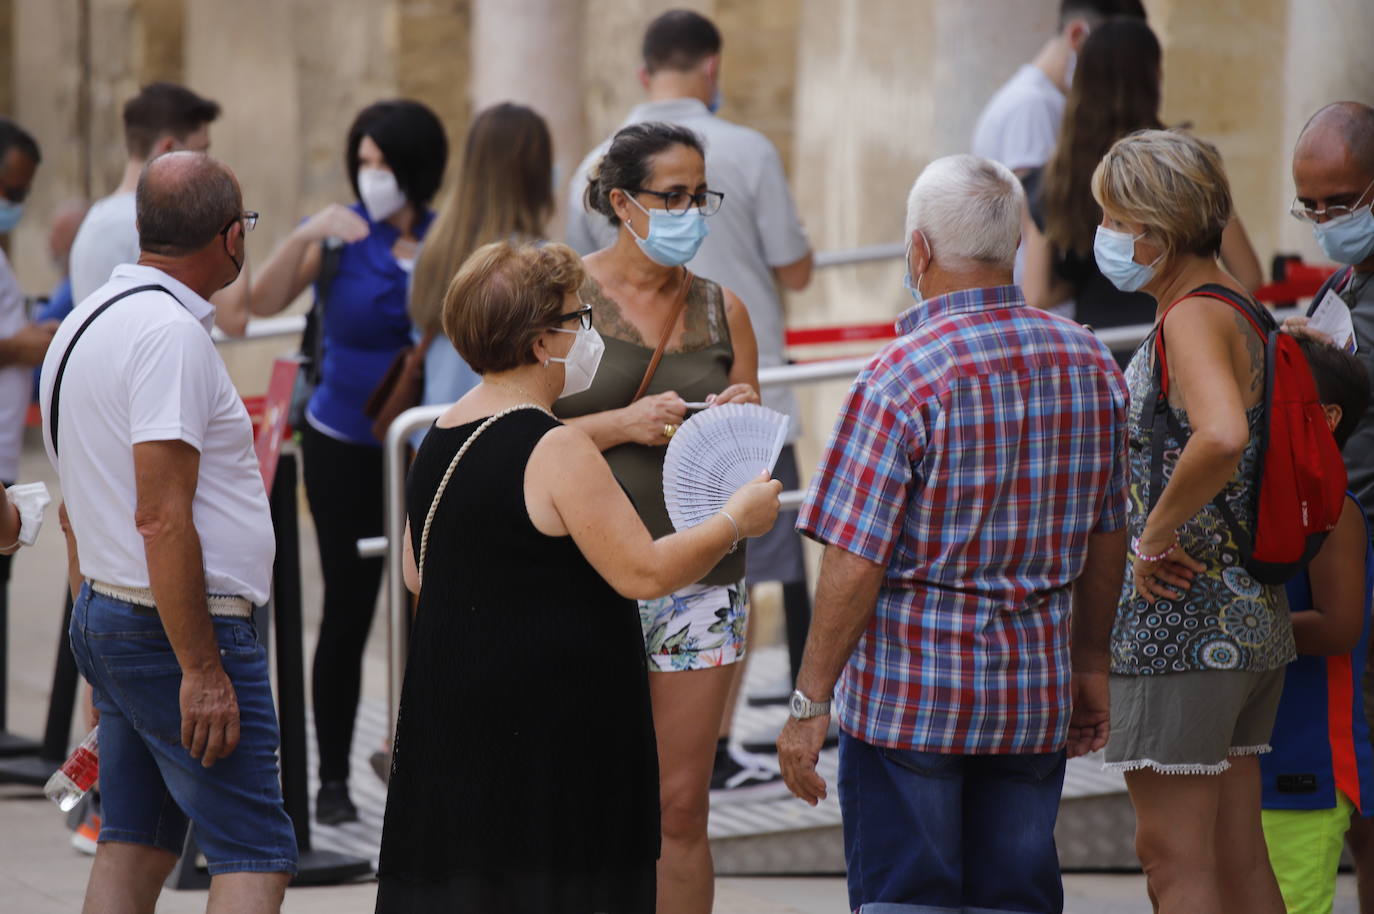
[409,104,554,335]
[442,241,585,375]
[1090,128,1232,260]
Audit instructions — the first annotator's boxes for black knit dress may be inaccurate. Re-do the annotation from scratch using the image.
[376,408,659,914]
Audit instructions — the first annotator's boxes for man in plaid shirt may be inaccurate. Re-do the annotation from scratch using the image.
[778,154,1129,913]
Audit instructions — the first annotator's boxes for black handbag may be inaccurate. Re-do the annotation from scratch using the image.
[289,241,344,432]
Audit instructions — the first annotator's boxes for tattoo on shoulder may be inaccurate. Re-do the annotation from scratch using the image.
[1234,310,1263,393]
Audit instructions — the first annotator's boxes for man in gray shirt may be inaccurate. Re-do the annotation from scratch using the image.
[1289,100,1374,911]
[566,8,814,792]
[1290,102,1374,524]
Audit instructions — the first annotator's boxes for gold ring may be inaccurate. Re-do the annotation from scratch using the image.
[664,423,677,440]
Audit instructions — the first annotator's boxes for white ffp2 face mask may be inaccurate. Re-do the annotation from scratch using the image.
[548,326,606,399]
[357,167,407,223]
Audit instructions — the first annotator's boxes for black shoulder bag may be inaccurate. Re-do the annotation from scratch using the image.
[48,284,175,459]
[288,241,344,431]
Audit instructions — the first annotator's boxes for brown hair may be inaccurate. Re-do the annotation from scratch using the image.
[442,241,585,375]
[410,104,553,335]
[123,83,220,159]
[1091,129,1232,261]
[1043,18,1162,256]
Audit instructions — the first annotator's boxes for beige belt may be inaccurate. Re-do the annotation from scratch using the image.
[89,581,254,618]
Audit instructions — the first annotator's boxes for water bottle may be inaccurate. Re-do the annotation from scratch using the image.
[44,727,99,812]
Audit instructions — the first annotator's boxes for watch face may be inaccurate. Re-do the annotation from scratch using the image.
[790,692,806,717]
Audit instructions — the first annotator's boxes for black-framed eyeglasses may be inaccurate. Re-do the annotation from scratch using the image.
[220,210,260,235]
[627,188,724,217]
[556,304,593,330]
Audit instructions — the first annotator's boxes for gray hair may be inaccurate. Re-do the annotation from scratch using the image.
[904,154,1023,269]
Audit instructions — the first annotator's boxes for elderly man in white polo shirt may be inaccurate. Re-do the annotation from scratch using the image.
[39,151,296,913]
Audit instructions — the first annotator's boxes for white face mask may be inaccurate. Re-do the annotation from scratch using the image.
[548,325,605,399]
[357,167,407,222]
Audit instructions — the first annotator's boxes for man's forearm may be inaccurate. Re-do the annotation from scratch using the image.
[142,513,220,673]
[794,544,886,700]
[1070,528,1128,673]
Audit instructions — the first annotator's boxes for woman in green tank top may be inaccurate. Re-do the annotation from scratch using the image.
[554,122,761,914]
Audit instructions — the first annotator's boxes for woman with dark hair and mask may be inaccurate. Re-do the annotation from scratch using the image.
[554,121,760,914]
[1021,17,1262,330]
[249,99,448,824]
[375,240,780,913]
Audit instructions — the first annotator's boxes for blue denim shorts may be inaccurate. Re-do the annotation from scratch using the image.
[69,583,298,875]
[838,732,1066,913]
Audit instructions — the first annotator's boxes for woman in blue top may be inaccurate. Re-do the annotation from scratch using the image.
[250,99,448,824]
[407,102,555,439]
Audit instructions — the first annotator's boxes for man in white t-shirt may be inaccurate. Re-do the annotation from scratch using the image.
[971,0,1147,176]
[566,8,814,802]
[69,82,249,335]
[40,152,295,910]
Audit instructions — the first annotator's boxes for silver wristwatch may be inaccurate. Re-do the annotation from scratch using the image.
[789,689,832,720]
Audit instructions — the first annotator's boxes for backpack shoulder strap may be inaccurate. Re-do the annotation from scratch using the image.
[1306,266,1355,317]
[48,284,178,460]
[1154,284,1271,400]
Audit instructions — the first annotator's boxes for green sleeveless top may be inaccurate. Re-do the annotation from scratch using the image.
[555,273,745,586]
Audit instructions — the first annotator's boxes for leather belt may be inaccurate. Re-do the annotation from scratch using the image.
[89,581,254,618]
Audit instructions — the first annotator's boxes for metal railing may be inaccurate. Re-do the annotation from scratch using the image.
[358,306,1307,735]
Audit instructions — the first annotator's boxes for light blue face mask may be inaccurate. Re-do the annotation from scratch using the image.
[707,84,722,114]
[623,192,709,267]
[1094,225,1161,293]
[903,233,929,305]
[0,199,24,234]
[1311,200,1374,265]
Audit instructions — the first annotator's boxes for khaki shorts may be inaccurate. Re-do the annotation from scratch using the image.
[1104,668,1284,775]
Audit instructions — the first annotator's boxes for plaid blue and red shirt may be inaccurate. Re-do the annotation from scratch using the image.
[798,285,1128,754]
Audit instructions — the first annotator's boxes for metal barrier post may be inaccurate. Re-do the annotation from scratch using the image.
[381,407,446,740]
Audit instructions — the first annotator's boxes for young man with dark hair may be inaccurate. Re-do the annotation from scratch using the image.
[566,7,816,809]
[68,83,246,333]
[971,0,1147,176]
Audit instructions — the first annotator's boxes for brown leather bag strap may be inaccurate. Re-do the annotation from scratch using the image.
[631,269,694,403]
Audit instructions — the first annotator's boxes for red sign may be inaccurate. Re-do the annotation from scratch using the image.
[255,357,299,492]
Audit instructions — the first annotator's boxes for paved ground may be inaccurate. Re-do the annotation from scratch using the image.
[0,431,1360,912]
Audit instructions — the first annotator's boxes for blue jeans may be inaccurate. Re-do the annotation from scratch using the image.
[69,584,298,875]
[838,732,1066,914]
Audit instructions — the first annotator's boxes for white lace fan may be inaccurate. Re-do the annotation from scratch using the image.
[662,403,790,532]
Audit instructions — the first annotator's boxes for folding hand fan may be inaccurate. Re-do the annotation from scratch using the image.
[662,403,790,532]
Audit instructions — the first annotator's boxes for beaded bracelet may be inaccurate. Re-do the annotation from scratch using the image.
[1131,534,1176,564]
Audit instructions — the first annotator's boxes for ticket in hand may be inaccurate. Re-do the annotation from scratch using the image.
[1308,288,1358,353]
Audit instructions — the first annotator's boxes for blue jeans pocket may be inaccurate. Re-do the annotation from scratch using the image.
[877,747,962,779]
[99,640,185,745]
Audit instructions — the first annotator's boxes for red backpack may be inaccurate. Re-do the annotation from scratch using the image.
[1150,283,1347,585]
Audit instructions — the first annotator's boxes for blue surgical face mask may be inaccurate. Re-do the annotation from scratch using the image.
[0,199,24,234]
[1312,202,1374,266]
[1094,225,1161,293]
[707,84,722,114]
[903,233,929,305]
[623,192,709,267]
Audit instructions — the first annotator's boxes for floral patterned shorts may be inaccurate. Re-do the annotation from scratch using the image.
[638,580,748,672]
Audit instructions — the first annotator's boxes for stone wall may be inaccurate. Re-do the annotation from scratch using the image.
[1,0,1372,386]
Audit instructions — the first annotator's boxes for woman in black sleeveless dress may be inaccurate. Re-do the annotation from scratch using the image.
[374,241,781,913]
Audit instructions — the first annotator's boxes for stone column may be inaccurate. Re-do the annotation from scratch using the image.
[471,0,586,233]
[1146,0,1290,278]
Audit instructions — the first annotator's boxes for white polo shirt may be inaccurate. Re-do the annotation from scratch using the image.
[38,264,274,604]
